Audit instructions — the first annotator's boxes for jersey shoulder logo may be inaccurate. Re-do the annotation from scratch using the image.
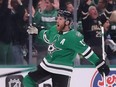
[60,39,66,45]
[76,32,82,37]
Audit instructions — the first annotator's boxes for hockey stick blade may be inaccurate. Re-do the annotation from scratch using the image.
[0,67,36,78]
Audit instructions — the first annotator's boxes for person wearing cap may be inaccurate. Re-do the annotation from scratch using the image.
[23,10,110,87]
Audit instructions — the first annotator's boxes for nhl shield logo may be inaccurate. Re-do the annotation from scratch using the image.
[5,75,23,87]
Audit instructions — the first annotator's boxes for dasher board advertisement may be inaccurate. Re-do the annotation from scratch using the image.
[0,66,115,87]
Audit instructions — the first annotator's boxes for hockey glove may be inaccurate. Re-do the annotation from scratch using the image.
[27,23,44,35]
[27,25,38,34]
[96,60,110,76]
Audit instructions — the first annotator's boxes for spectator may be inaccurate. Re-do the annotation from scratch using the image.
[52,0,59,10]
[59,0,73,10]
[35,0,46,13]
[80,0,112,65]
[32,0,58,64]
[65,1,74,14]
[105,10,116,65]
[33,0,39,9]
[2,0,28,65]
[96,0,107,14]
[0,0,2,7]
[0,0,13,65]
[104,0,114,17]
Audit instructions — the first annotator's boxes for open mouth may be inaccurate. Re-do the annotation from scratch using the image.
[57,23,59,27]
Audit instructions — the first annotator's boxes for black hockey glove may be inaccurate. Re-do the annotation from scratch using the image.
[96,60,110,76]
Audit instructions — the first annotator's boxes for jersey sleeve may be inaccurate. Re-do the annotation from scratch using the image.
[33,11,41,26]
[36,25,57,44]
[70,31,100,65]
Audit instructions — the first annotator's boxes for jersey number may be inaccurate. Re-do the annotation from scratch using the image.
[96,31,102,37]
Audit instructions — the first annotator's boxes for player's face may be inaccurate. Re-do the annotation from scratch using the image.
[56,16,65,31]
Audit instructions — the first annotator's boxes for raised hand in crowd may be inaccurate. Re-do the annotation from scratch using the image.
[52,0,59,10]
[86,0,93,5]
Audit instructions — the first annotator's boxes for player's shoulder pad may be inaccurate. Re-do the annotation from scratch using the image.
[50,25,57,30]
[69,30,84,40]
[71,30,83,38]
[76,31,83,37]
[48,25,58,33]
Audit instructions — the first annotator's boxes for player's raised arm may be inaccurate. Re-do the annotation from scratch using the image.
[73,31,110,76]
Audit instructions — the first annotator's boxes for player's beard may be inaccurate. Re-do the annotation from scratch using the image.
[57,24,66,34]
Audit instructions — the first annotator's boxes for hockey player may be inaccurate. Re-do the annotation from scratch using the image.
[23,10,110,87]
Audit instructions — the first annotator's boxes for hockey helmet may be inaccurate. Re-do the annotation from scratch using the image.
[57,10,73,22]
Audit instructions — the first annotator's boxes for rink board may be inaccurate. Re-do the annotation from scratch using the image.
[0,66,115,87]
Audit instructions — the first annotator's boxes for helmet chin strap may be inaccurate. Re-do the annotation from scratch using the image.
[59,19,70,34]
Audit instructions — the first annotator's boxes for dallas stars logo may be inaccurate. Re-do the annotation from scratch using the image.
[48,41,62,57]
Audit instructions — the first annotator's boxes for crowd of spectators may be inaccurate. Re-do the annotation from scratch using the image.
[0,0,116,65]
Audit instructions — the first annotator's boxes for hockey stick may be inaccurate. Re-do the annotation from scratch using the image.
[0,67,36,78]
[101,26,106,87]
